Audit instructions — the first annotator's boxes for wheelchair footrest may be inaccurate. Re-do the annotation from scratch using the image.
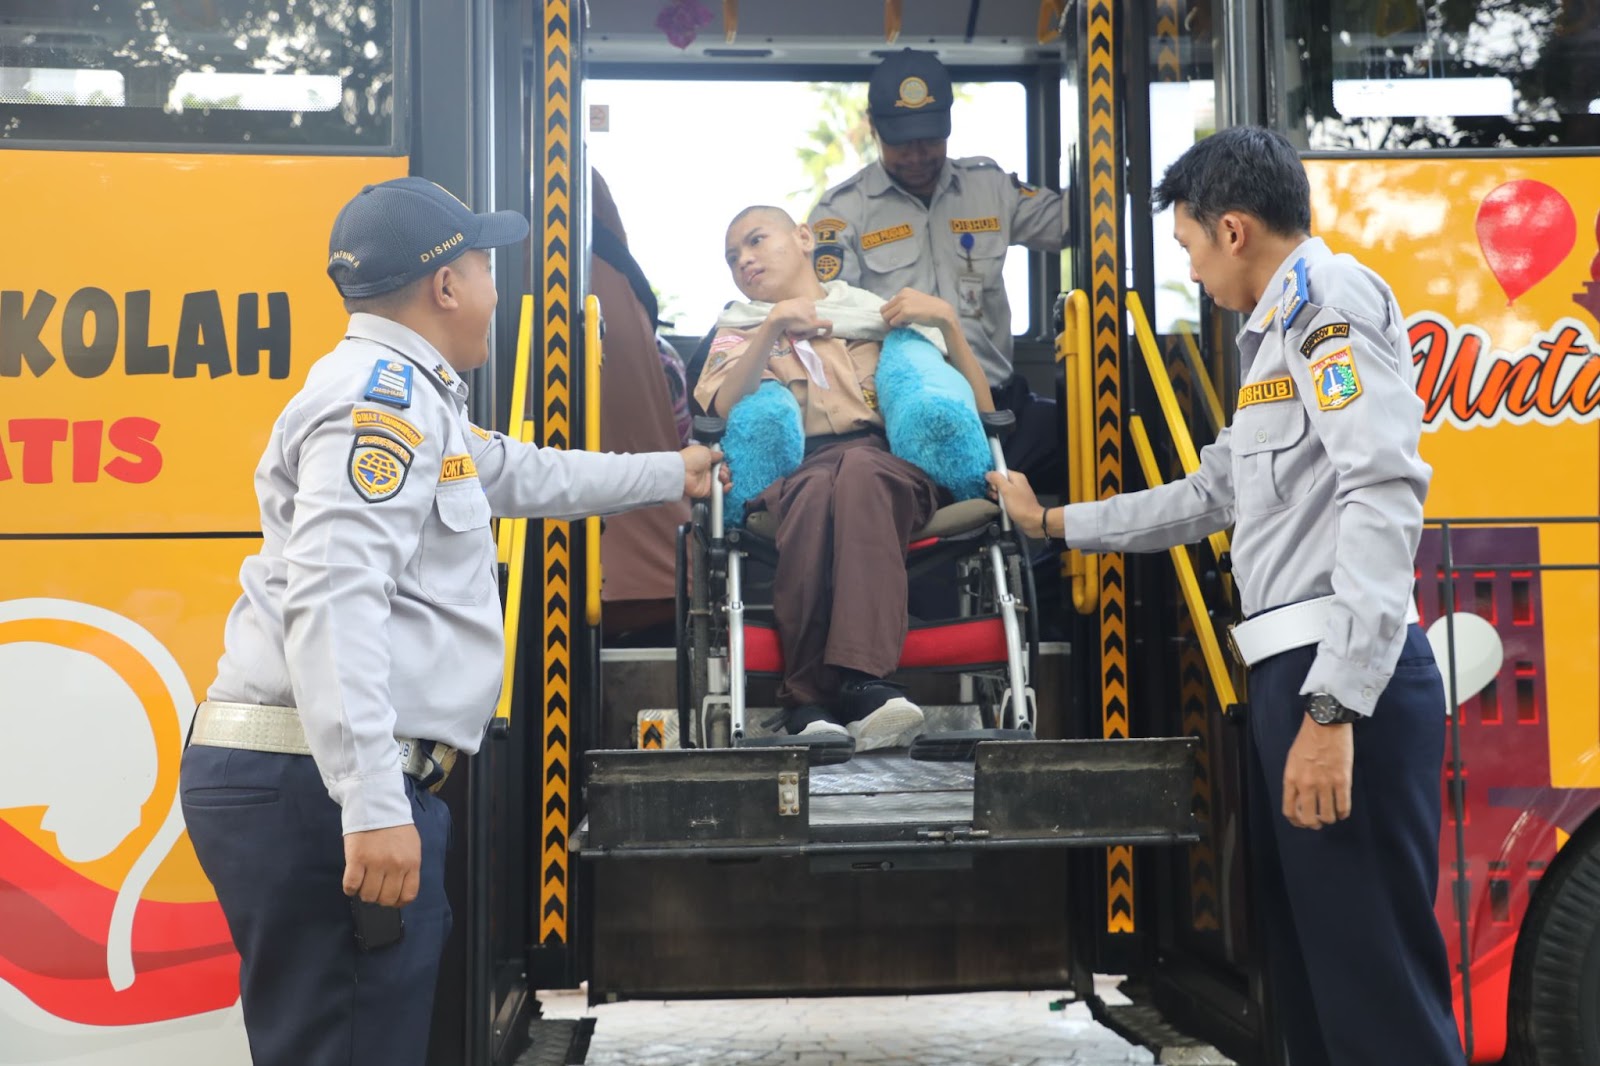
[737,732,856,766]
[909,728,1034,762]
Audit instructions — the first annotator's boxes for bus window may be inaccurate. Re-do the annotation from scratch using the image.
[0,1,398,148]
[1281,0,1600,150]
[586,77,1030,340]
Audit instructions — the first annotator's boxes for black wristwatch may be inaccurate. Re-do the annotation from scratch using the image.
[1305,692,1360,725]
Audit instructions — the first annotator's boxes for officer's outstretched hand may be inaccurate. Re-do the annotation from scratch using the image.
[986,469,1048,539]
[1282,717,1354,830]
[882,288,958,331]
[681,445,727,499]
[344,824,422,907]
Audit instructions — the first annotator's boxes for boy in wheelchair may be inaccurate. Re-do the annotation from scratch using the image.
[694,205,994,750]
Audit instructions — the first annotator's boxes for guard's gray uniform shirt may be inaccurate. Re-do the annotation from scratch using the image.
[1060,237,1430,716]
[210,314,685,833]
[808,158,1069,386]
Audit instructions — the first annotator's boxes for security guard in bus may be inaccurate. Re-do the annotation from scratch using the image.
[178,177,720,1066]
[989,128,1463,1066]
[808,48,1069,484]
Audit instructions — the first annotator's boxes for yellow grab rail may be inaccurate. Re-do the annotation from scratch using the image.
[494,295,538,723]
[1176,319,1225,437]
[584,294,603,628]
[1126,290,1232,575]
[1130,415,1238,710]
[1055,289,1099,615]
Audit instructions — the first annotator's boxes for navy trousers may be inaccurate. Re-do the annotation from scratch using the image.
[1247,624,1463,1066]
[180,745,453,1066]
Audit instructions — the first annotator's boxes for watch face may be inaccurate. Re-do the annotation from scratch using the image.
[1307,694,1344,724]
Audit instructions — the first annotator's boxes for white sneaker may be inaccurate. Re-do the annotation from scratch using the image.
[798,719,850,738]
[847,698,925,751]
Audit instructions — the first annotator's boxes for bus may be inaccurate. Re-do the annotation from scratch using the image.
[3,2,1598,1065]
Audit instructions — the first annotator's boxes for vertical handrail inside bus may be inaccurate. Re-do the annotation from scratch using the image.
[494,295,537,723]
[1056,289,1099,614]
[1126,291,1232,581]
[1176,319,1225,437]
[584,294,604,627]
[1129,415,1238,712]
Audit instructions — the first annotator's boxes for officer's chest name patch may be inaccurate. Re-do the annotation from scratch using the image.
[1299,321,1350,357]
[1237,376,1296,408]
[363,359,414,409]
[949,217,1001,234]
[1309,345,1362,411]
[440,453,479,483]
[349,434,413,502]
[861,223,914,249]
[1279,258,1310,329]
[352,408,424,448]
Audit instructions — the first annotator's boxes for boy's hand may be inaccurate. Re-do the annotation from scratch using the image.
[767,298,832,339]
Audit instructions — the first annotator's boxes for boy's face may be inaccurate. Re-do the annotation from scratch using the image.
[724,212,815,302]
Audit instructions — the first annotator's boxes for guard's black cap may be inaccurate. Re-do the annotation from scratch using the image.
[868,49,953,145]
[327,177,530,298]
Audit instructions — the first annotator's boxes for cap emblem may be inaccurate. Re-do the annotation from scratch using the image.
[895,76,934,109]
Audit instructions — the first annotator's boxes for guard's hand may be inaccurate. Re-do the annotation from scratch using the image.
[1282,716,1354,829]
[986,469,1047,539]
[767,298,832,340]
[681,445,724,498]
[343,824,422,907]
[882,288,957,331]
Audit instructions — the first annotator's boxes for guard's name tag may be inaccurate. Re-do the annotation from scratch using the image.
[861,223,913,249]
[1237,376,1296,408]
[440,453,478,482]
[949,216,1001,234]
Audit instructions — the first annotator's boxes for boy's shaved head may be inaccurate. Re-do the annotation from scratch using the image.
[724,204,824,303]
[726,204,795,237]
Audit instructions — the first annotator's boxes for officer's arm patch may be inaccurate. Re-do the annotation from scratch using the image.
[811,218,846,243]
[1308,345,1362,411]
[349,433,414,502]
[1299,321,1351,357]
[363,359,414,409]
[1010,172,1040,197]
[352,408,424,448]
[813,244,845,282]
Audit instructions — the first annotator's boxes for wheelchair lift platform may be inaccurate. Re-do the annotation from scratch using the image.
[572,738,1199,859]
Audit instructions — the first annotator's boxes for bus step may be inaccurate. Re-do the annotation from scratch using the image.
[737,731,856,765]
[515,1016,594,1066]
[1089,998,1234,1065]
[909,728,1033,761]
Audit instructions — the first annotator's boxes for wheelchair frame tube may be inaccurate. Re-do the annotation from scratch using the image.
[985,436,1029,731]
[726,550,748,741]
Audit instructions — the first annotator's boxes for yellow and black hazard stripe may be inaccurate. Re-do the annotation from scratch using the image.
[1086,0,1132,936]
[539,0,573,949]
[1155,0,1181,82]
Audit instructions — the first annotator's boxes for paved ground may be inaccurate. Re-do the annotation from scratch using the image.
[538,982,1157,1065]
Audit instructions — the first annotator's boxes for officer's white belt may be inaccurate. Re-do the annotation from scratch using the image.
[190,700,452,782]
[1228,594,1420,668]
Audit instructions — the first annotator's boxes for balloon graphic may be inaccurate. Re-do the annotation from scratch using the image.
[1476,179,1577,305]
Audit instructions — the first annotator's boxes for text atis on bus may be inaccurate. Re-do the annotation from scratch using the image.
[1410,312,1600,432]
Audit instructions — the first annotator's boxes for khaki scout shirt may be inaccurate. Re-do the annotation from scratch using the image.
[808,157,1069,386]
[694,327,885,438]
[1060,238,1431,716]
[210,314,686,833]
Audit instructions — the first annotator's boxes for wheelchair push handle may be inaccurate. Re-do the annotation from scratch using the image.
[692,416,728,446]
[980,409,1016,439]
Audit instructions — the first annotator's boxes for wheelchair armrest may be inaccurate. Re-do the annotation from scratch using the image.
[980,409,1016,439]
[692,415,728,446]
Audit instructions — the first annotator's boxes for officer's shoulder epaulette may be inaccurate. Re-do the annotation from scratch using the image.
[361,357,414,410]
[816,168,869,204]
[950,155,1004,173]
[1299,253,1391,333]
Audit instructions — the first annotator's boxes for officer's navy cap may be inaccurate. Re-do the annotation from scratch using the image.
[327,176,530,298]
[868,48,953,145]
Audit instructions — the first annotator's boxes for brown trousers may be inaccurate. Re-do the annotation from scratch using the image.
[752,434,941,706]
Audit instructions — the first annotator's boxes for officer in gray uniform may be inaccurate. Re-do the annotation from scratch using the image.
[179,177,720,1066]
[990,128,1462,1066]
[808,48,1069,483]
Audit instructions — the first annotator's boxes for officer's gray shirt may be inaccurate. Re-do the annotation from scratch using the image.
[809,158,1069,386]
[210,314,685,833]
[1059,237,1430,716]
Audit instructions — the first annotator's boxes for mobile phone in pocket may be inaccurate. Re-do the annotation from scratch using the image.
[351,899,405,951]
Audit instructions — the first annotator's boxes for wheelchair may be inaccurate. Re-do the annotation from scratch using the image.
[673,409,1039,764]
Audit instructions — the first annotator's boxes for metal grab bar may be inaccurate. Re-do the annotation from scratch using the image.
[1126,291,1232,579]
[1055,289,1099,615]
[584,294,603,627]
[1129,415,1239,711]
[1176,319,1225,437]
[494,294,538,723]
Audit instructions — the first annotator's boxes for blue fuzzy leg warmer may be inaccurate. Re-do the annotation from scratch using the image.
[876,328,992,501]
[722,380,805,524]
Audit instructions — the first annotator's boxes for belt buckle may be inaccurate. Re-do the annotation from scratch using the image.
[402,740,457,793]
[1225,623,1244,667]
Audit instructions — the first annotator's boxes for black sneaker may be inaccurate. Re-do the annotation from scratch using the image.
[838,679,925,751]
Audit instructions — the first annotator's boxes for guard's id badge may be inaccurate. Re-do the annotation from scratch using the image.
[957,273,984,319]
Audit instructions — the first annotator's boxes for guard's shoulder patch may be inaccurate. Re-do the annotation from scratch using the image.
[813,244,844,282]
[440,453,478,483]
[469,423,492,441]
[362,359,413,409]
[352,408,424,448]
[349,433,413,502]
[1009,172,1041,197]
[1309,345,1362,411]
[1299,321,1351,358]
[951,155,1002,172]
[810,217,847,244]
[1278,258,1310,329]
